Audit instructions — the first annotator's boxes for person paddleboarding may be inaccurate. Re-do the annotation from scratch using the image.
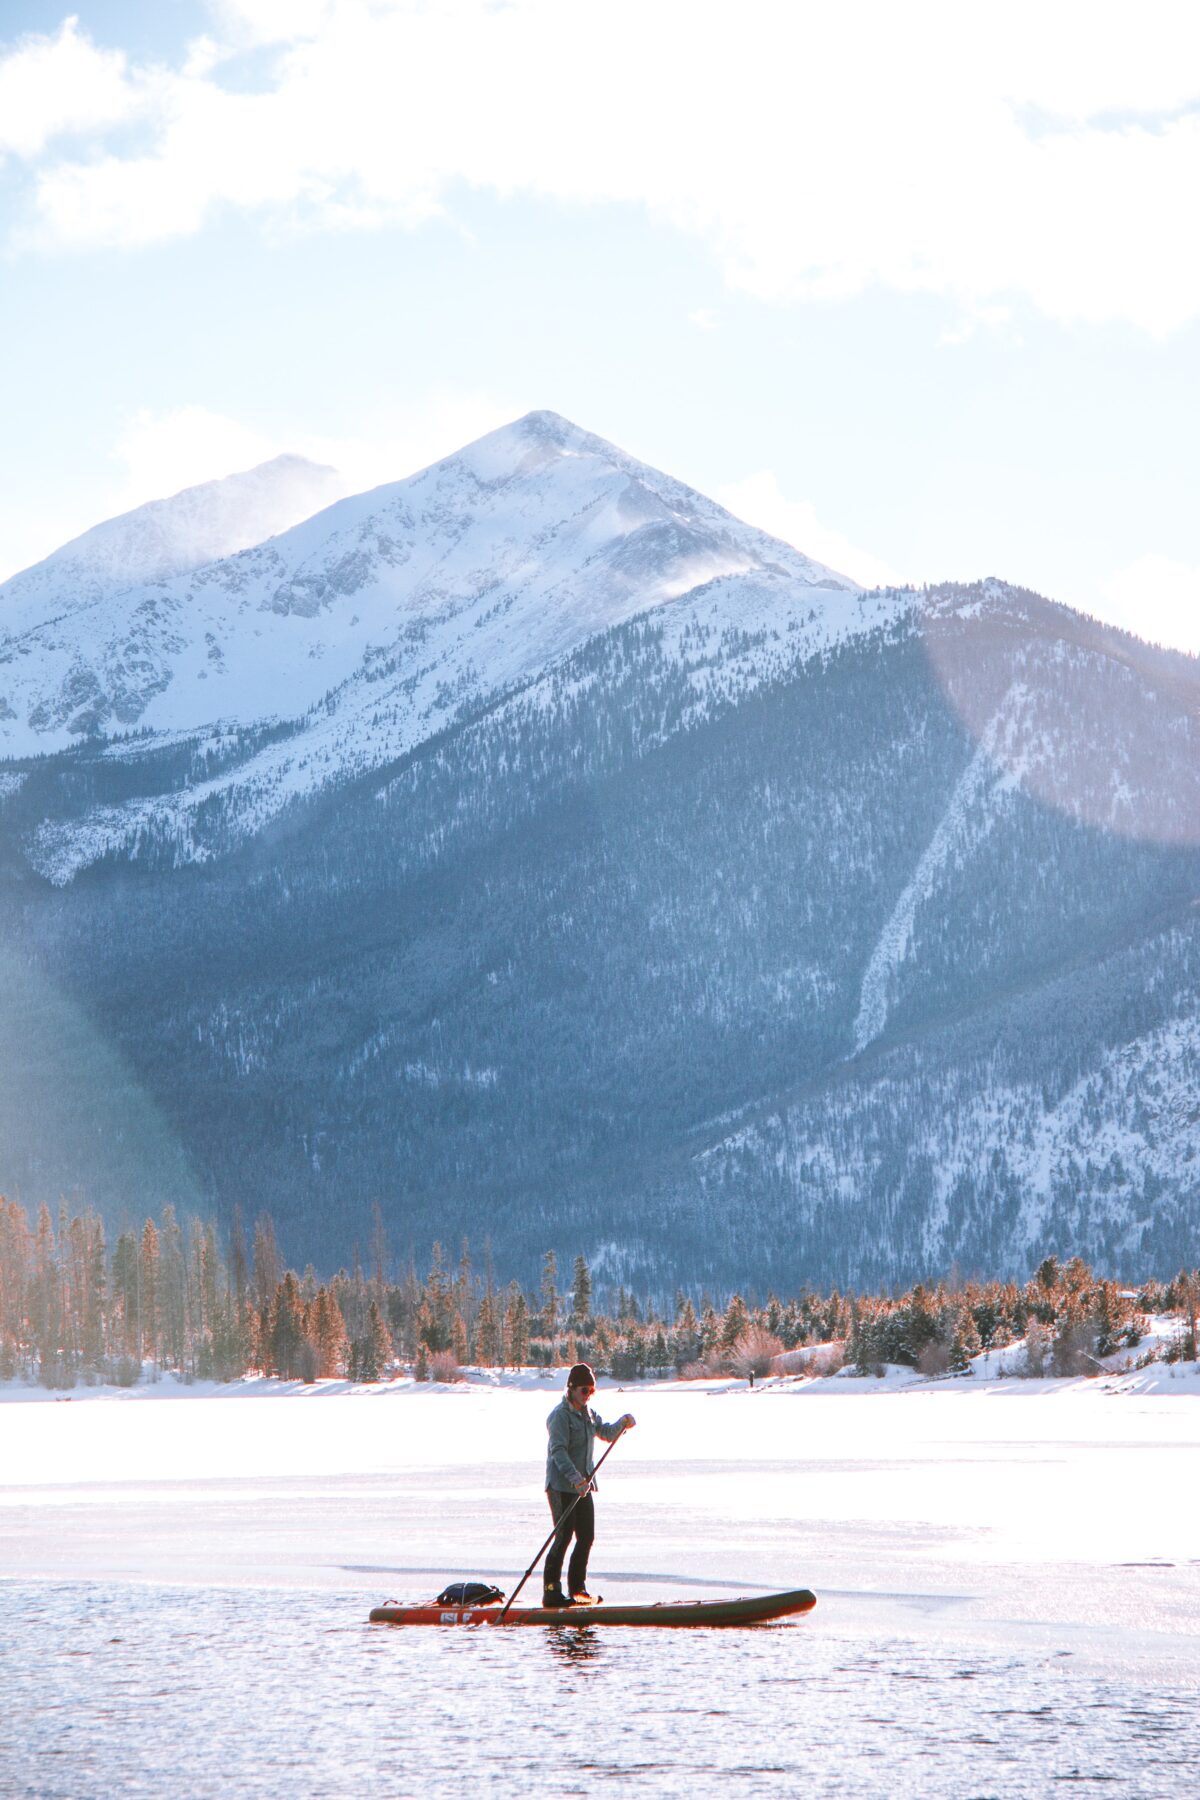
[542,1362,635,1607]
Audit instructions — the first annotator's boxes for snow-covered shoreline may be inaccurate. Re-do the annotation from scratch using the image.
[4,1312,1198,1407]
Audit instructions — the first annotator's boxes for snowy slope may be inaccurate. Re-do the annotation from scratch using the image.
[4,411,885,880]
[695,918,1200,1281]
[853,684,1031,1053]
[0,455,344,643]
[0,413,856,754]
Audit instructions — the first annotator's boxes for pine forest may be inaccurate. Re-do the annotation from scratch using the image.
[2,1196,1197,1391]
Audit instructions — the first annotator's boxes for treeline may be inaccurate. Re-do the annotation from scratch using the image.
[1,1195,1197,1389]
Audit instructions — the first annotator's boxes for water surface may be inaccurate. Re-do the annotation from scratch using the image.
[2,1580,1195,1798]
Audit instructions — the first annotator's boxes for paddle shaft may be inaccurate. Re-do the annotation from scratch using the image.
[498,1424,626,1620]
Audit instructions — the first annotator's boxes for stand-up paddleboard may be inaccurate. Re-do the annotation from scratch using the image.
[369,1588,816,1627]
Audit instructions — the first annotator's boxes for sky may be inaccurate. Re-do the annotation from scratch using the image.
[1,1,1199,648]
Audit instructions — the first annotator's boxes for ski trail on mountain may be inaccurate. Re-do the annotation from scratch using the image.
[852,689,1026,1055]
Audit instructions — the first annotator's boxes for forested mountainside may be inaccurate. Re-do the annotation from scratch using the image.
[0,416,1197,1291]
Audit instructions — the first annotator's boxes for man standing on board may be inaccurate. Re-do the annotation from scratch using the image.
[543,1362,635,1607]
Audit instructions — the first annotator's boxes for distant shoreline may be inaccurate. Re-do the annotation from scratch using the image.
[3,1352,1198,1404]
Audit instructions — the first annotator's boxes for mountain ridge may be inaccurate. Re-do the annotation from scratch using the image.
[2,410,883,882]
[0,410,859,761]
[0,454,345,634]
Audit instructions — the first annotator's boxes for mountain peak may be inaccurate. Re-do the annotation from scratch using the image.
[0,455,345,631]
[0,415,864,762]
[435,409,627,487]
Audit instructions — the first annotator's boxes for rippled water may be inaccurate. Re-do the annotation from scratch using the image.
[2,1580,1195,1799]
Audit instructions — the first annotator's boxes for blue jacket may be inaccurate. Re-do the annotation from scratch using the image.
[545,1396,623,1493]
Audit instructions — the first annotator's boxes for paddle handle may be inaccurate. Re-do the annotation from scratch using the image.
[497,1424,626,1621]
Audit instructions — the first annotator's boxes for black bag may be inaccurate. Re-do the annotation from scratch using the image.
[436,1581,504,1606]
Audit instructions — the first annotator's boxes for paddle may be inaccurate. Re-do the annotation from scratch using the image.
[497,1423,627,1621]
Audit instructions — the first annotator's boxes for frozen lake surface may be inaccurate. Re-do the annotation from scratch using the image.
[3,1372,1199,1796]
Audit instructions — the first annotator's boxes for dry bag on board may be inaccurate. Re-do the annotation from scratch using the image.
[435,1581,504,1606]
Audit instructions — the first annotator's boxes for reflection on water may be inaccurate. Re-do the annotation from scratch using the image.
[1,1580,1196,1799]
[544,1623,603,1666]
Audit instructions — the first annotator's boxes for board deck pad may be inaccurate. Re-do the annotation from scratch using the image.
[369,1588,816,1627]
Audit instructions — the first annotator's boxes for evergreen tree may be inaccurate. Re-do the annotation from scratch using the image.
[672,1296,699,1368]
[416,1296,436,1352]
[157,1206,186,1372]
[476,1290,502,1367]
[424,1243,452,1352]
[698,1304,720,1358]
[848,1302,865,1374]
[395,1261,423,1360]
[309,1287,348,1377]
[571,1255,592,1325]
[504,1283,529,1367]
[370,1201,390,1298]
[903,1283,939,1365]
[210,1290,250,1381]
[139,1219,160,1370]
[539,1251,560,1346]
[0,1200,31,1378]
[610,1331,644,1380]
[365,1298,393,1379]
[81,1213,106,1372]
[1091,1280,1124,1359]
[454,1238,474,1335]
[1175,1269,1197,1362]
[30,1204,61,1387]
[269,1272,307,1378]
[251,1301,271,1375]
[591,1315,612,1371]
[948,1307,981,1374]
[253,1214,280,1314]
[229,1205,248,1322]
[720,1293,749,1351]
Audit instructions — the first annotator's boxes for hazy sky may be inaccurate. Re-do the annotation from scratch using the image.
[2,1,1199,649]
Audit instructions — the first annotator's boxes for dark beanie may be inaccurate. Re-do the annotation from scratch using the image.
[567,1362,595,1389]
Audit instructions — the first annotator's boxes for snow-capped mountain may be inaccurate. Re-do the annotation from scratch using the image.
[1,411,874,880]
[0,454,344,644]
[0,412,854,751]
[1,414,1198,1292]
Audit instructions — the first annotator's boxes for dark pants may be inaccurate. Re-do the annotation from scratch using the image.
[543,1488,595,1595]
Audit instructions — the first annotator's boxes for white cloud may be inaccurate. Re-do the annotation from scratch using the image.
[938,304,1020,349]
[4,3,1200,331]
[1093,553,1200,656]
[111,406,285,504]
[716,471,904,591]
[0,16,149,157]
[205,0,338,50]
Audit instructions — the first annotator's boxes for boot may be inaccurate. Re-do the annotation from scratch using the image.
[569,1590,601,1604]
[541,1583,573,1609]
